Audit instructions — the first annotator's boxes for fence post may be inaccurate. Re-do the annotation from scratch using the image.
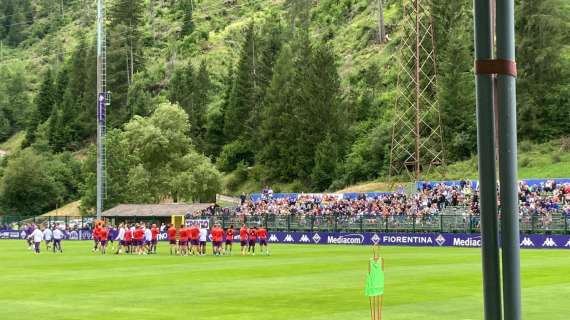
[440,215,444,233]
[287,215,291,232]
[360,216,364,233]
[310,215,314,232]
[531,215,535,233]
[565,215,568,235]
[412,214,416,233]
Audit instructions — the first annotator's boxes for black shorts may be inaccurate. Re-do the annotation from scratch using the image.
[248,240,256,246]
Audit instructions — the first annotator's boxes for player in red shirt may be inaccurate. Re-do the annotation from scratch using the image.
[178,226,189,256]
[224,225,235,255]
[239,224,248,256]
[134,224,145,255]
[211,224,224,256]
[248,226,257,255]
[257,225,269,255]
[124,226,133,254]
[167,224,178,255]
[92,224,101,252]
[189,224,200,255]
[150,224,159,254]
[99,226,109,255]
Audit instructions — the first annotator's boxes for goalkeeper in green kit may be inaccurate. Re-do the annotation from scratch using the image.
[365,244,384,320]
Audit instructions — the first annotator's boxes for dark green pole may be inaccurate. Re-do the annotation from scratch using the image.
[474,0,503,318]
[496,0,521,317]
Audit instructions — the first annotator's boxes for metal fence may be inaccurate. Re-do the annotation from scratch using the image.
[1,210,568,234]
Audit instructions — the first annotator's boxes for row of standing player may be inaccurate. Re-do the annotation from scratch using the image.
[93,222,270,256]
[166,223,269,256]
[92,223,160,255]
[26,224,65,254]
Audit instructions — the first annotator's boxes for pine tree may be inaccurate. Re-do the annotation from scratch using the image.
[433,0,476,161]
[224,23,257,141]
[191,60,211,151]
[516,0,570,140]
[205,65,233,157]
[311,134,338,191]
[26,69,56,144]
[258,45,300,181]
[178,0,194,36]
[107,0,145,124]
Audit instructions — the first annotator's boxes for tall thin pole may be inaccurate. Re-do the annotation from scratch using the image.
[496,0,521,318]
[96,0,106,220]
[473,0,502,318]
[414,0,421,181]
[377,0,385,43]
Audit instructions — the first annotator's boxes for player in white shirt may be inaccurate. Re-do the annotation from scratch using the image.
[199,224,208,256]
[144,226,152,254]
[114,223,126,254]
[28,225,45,254]
[43,227,53,251]
[52,224,64,253]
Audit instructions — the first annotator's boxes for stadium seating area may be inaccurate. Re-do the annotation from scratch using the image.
[203,179,570,219]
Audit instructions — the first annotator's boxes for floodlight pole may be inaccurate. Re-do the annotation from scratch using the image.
[496,0,521,318]
[473,0,502,319]
[96,0,107,220]
[474,0,521,319]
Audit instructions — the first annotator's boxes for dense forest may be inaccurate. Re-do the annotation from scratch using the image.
[0,0,568,216]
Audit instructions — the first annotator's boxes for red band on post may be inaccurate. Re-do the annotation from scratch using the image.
[475,59,517,77]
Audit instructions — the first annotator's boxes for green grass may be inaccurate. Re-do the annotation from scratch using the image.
[1,241,569,319]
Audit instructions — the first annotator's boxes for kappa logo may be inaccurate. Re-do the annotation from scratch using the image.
[269,234,279,242]
[299,234,310,243]
[283,234,294,242]
[371,233,380,244]
[435,234,446,246]
[542,237,557,247]
[520,237,535,247]
[565,239,570,247]
[312,233,321,243]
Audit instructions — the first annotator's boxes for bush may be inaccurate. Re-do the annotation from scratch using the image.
[551,153,562,164]
[519,140,533,152]
[560,136,570,152]
[216,139,254,172]
[519,157,531,168]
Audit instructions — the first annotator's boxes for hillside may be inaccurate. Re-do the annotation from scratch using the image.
[0,0,568,215]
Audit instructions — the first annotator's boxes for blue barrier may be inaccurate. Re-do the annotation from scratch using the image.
[4,230,569,249]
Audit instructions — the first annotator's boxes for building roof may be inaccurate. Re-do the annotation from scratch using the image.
[102,203,213,217]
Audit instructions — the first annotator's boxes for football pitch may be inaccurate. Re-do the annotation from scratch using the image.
[0,241,568,320]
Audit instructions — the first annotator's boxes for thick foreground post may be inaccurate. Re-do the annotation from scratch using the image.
[495,0,521,318]
[473,0,502,319]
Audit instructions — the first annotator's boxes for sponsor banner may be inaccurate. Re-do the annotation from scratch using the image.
[265,232,570,249]
[2,230,570,249]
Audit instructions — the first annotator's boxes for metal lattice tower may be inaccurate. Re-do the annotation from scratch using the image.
[389,0,444,181]
[96,0,108,219]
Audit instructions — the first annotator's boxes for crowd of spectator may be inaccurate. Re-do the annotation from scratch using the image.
[197,180,570,221]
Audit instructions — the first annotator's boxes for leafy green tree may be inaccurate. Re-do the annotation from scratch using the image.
[81,102,222,209]
[0,149,81,216]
